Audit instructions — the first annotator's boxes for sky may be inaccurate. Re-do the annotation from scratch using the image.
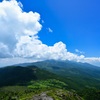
[0,0,100,67]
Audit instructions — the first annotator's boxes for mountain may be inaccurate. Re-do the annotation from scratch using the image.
[14,60,100,90]
[0,65,83,100]
[0,60,100,100]
[32,60,100,90]
[0,65,63,87]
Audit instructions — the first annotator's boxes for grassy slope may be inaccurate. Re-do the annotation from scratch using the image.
[0,62,100,100]
[0,65,64,87]
[0,65,84,100]
[0,79,83,100]
[33,60,100,90]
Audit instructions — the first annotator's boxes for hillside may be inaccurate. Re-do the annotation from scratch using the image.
[0,61,100,100]
[0,65,66,87]
[32,60,100,90]
[0,66,84,100]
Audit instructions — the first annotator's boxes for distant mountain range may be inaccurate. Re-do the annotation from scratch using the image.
[0,60,100,99]
[0,65,61,87]
[33,60,100,89]
[0,60,100,89]
[14,60,100,90]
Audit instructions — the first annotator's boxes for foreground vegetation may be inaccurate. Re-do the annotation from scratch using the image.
[0,60,100,100]
[0,79,83,100]
[0,79,100,100]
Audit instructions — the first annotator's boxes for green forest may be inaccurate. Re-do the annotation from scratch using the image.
[0,60,100,100]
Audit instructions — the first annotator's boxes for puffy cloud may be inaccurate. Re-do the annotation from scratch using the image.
[0,0,100,67]
[0,0,42,53]
[0,42,12,58]
[75,49,85,54]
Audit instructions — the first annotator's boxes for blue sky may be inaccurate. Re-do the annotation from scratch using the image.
[17,0,100,57]
[0,0,100,67]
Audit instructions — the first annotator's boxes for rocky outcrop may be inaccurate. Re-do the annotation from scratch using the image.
[31,92,53,100]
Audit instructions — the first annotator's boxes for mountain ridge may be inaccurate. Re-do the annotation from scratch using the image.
[0,60,100,99]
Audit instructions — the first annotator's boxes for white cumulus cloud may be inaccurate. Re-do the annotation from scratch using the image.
[0,0,42,57]
[0,0,100,67]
